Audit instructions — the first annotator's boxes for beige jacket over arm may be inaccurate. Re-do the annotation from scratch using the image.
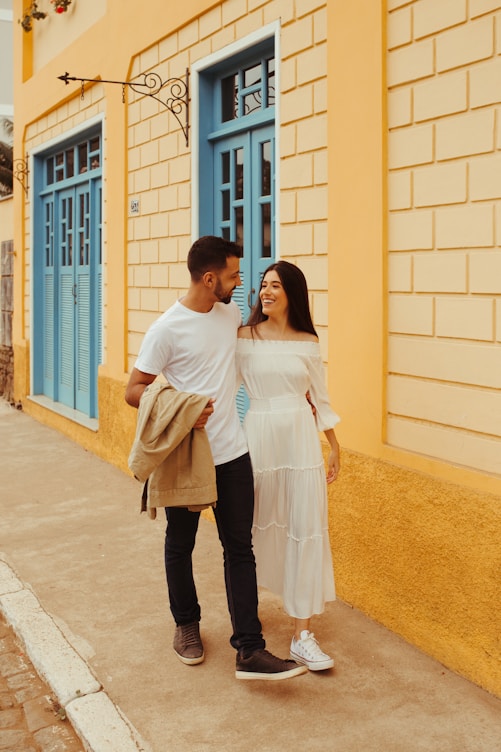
[128,382,217,519]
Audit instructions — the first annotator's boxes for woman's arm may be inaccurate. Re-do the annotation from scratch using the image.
[324,428,340,484]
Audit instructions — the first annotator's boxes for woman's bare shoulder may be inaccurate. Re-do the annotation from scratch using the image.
[237,325,253,339]
[295,332,318,343]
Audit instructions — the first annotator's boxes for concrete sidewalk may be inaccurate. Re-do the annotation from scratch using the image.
[1,400,500,752]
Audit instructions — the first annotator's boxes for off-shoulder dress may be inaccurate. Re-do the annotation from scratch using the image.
[236,338,340,619]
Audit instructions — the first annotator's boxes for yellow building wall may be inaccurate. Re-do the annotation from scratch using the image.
[328,0,500,698]
[11,0,501,698]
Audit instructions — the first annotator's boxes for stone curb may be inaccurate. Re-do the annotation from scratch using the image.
[0,556,151,752]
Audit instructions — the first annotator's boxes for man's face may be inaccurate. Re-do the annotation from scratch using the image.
[213,256,242,304]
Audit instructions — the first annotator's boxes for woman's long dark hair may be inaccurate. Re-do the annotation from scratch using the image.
[246,260,317,336]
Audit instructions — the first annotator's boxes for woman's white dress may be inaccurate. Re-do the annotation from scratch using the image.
[236,338,340,619]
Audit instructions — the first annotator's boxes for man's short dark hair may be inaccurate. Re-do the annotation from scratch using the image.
[187,236,243,280]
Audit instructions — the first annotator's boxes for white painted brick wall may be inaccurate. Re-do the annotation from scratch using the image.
[413,252,467,292]
[387,1,501,474]
[389,294,434,335]
[389,210,433,250]
[435,297,494,340]
[435,204,494,248]
[388,253,413,292]
[413,70,467,121]
[388,87,412,128]
[388,170,412,210]
[435,109,494,160]
[387,374,501,436]
[413,162,467,206]
[388,123,434,168]
[413,0,467,39]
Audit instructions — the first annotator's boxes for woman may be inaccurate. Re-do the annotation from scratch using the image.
[236,260,340,671]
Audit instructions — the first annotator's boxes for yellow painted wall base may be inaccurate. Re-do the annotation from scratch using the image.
[96,373,138,473]
[14,343,136,476]
[327,447,501,699]
[13,342,29,406]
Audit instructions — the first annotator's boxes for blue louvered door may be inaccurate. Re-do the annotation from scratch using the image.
[75,184,92,413]
[42,197,55,399]
[35,133,102,418]
[57,189,76,407]
[212,127,275,418]
[56,183,101,416]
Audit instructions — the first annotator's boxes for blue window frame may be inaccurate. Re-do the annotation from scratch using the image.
[198,41,276,416]
[198,41,276,315]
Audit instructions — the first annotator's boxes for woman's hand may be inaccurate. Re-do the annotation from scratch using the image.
[324,430,340,483]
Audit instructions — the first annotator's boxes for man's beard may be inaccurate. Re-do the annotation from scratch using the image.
[215,282,234,304]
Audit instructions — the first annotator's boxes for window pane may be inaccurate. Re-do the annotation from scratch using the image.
[79,143,88,173]
[66,148,74,178]
[243,90,261,115]
[261,141,271,197]
[45,203,53,267]
[55,152,64,182]
[46,158,54,185]
[222,190,230,221]
[222,74,238,121]
[235,206,244,246]
[80,233,85,266]
[261,204,271,258]
[235,149,243,200]
[221,151,230,183]
[243,63,261,88]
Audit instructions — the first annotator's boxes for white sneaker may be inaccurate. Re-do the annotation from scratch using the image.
[290,630,334,671]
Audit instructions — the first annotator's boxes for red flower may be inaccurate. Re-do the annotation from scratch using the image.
[56,5,64,11]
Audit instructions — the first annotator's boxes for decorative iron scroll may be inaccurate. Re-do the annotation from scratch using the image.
[58,69,190,146]
[13,157,29,195]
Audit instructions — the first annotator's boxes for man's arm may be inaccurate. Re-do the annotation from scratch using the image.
[125,367,216,428]
[125,368,157,408]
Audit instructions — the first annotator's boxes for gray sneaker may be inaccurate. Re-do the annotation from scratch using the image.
[235,649,308,680]
[173,622,204,665]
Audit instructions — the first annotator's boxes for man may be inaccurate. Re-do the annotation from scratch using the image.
[125,236,307,680]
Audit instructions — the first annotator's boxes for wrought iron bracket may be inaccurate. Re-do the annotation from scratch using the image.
[58,70,190,146]
[13,156,29,196]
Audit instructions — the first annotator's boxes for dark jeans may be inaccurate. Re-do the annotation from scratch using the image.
[164,452,265,655]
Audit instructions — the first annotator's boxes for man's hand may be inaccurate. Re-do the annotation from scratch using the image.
[193,399,215,429]
[306,390,317,416]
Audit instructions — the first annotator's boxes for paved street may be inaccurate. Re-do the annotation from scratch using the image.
[1,399,501,752]
[0,612,85,752]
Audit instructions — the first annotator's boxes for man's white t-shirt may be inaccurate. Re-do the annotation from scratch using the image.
[134,299,247,466]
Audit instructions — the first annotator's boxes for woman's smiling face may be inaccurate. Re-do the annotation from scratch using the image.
[259,270,289,319]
